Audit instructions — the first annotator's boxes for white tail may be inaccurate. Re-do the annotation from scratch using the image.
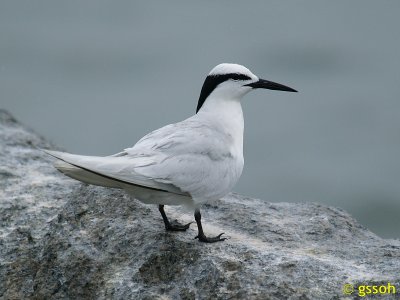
[42,149,187,195]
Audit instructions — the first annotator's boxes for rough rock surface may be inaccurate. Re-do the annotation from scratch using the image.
[1,109,399,300]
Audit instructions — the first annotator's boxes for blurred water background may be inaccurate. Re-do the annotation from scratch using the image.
[1,1,399,238]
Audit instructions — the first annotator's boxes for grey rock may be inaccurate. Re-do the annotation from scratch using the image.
[0,109,399,300]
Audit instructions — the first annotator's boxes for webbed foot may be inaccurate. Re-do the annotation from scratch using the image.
[195,232,226,243]
[194,209,227,243]
[166,220,193,231]
[159,205,192,232]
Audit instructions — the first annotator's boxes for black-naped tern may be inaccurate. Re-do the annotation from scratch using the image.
[44,63,297,243]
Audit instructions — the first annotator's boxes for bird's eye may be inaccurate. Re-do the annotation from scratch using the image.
[228,74,252,81]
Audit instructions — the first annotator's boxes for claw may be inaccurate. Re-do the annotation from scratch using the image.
[195,232,226,243]
[166,221,193,231]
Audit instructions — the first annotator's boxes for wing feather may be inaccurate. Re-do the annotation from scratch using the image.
[43,149,187,195]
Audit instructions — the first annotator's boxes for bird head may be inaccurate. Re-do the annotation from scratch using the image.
[196,63,297,113]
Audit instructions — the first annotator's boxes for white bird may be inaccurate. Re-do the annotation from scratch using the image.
[44,63,297,243]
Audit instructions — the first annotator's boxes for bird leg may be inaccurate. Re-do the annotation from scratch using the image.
[158,205,192,231]
[194,209,226,243]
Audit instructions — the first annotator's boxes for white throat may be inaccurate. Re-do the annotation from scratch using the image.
[196,93,244,158]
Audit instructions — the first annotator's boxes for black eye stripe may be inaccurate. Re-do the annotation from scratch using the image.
[196,73,252,113]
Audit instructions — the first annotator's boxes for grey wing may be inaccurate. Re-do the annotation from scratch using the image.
[46,118,241,201]
[123,119,242,201]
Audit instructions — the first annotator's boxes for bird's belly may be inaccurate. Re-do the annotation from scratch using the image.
[191,155,244,204]
[122,183,194,208]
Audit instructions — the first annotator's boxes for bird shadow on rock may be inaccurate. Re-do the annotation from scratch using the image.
[138,236,201,284]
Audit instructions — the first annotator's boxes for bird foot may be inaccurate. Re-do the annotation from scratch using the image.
[195,232,226,243]
[165,220,193,231]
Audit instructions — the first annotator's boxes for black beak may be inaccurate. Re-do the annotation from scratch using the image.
[245,79,297,92]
